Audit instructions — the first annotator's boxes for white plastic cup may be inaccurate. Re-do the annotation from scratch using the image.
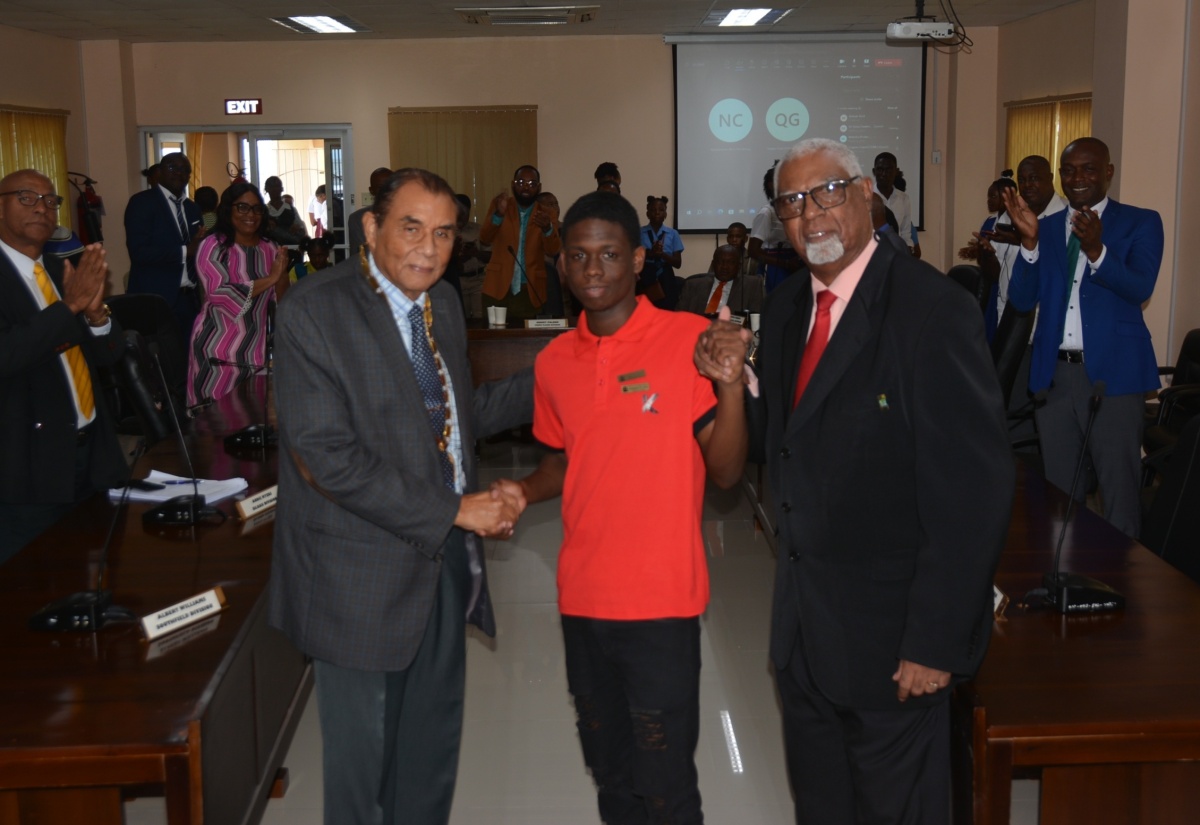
[750,313,761,333]
[495,306,508,325]
[487,306,497,325]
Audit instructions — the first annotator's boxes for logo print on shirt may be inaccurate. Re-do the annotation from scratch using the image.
[642,393,660,414]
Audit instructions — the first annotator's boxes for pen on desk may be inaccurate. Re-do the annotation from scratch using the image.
[162,479,198,485]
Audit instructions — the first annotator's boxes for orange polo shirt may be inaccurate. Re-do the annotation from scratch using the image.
[533,297,717,620]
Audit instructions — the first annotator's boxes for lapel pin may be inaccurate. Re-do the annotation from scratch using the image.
[877,394,889,410]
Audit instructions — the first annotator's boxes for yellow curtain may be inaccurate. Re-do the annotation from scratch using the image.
[0,105,72,231]
[185,132,206,193]
[387,106,537,221]
[1005,102,1054,177]
[1054,98,1093,164]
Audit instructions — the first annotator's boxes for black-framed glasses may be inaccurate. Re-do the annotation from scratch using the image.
[233,202,266,215]
[772,176,862,220]
[0,190,64,209]
[513,177,539,186]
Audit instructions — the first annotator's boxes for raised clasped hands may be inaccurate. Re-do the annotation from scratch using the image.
[693,306,753,386]
[62,242,109,317]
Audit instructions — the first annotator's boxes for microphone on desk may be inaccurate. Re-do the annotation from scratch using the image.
[507,245,549,316]
[209,355,276,450]
[1038,380,1126,613]
[142,352,225,527]
[28,449,146,632]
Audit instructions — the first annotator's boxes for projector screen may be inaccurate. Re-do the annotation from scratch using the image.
[673,38,926,234]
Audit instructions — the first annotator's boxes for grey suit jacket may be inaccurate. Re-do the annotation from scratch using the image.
[268,256,533,672]
[676,273,763,316]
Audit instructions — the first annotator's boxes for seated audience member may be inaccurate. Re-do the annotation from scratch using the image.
[750,163,802,292]
[290,236,334,282]
[1,170,127,562]
[679,244,763,317]
[348,166,393,258]
[195,186,219,232]
[594,161,621,193]
[707,222,756,280]
[454,193,490,319]
[187,182,289,407]
[639,195,684,309]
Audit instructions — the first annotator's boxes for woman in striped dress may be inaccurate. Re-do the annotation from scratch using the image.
[187,182,289,407]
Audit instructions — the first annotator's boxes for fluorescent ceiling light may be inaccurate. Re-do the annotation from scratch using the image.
[702,8,793,27]
[272,16,368,34]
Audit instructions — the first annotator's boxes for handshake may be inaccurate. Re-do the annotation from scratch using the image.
[454,478,530,539]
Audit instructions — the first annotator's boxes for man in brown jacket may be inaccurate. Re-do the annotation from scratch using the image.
[479,164,560,320]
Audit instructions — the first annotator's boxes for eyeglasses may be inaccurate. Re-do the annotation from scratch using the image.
[513,178,539,186]
[772,176,862,220]
[233,203,266,215]
[0,190,64,209]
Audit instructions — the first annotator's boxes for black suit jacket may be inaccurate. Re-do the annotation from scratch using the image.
[752,237,1013,710]
[268,260,534,672]
[0,251,127,504]
[676,272,764,316]
[124,187,202,303]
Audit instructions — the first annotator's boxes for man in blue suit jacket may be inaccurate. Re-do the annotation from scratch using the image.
[1005,137,1163,537]
[124,152,204,345]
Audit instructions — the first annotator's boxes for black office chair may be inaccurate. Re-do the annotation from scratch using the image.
[107,293,189,407]
[1141,415,1200,584]
[946,265,989,315]
[1142,328,1200,485]
[105,329,175,447]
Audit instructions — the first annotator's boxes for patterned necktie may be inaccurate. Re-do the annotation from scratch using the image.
[792,289,838,409]
[704,280,728,314]
[172,196,189,243]
[407,303,455,489]
[34,262,95,419]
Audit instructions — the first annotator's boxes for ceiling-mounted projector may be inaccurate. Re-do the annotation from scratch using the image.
[886,21,957,40]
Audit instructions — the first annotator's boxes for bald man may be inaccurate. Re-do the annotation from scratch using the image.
[0,170,127,561]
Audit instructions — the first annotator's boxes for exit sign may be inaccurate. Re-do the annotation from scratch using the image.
[225,99,263,115]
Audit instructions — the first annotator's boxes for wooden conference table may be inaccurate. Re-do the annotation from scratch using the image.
[465,321,571,386]
[953,461,1200,824]
[0,377,310,825]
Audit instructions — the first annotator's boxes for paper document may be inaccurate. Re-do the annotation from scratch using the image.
[109,470,249,505]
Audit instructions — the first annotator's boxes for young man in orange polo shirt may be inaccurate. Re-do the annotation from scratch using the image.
[493,192,749,824]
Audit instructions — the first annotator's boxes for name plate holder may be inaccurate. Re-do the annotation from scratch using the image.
[524,318,569,329]
[235,484,278,520]
[142,587,227,641]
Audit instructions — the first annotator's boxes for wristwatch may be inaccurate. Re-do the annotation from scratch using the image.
[86,303,112,327]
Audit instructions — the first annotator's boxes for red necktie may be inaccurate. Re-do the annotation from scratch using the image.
[704,280,728,314]
[792,290,837,409]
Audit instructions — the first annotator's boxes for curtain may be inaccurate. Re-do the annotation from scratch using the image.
[185,132,206,193]
[1054,99,1093,164]
[0,105,71,231]
[387,106,537,221]
[1005,102,1054,178]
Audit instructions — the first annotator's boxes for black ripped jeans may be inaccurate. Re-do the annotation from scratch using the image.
[561,615,703,825]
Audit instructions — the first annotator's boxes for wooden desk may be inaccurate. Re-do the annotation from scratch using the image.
[0,378,310,825]
[954,461,1200,825]
[466,324,571,386]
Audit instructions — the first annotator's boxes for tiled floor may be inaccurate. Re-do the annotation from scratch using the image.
[126,440,1041,824]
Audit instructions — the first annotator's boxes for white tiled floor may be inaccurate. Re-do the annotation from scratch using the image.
[126,441,1041,824]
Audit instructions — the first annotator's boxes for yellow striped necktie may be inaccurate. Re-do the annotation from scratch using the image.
[33,262,95,420]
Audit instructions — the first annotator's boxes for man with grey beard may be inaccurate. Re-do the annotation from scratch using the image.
[695,137,1012,824]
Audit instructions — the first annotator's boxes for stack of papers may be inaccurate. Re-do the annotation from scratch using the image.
[109,470,250,505]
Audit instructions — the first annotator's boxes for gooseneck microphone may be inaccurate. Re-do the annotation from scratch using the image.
[506,245,547,311]
[142,352,224,527]
[1039,380,1125,613]
[29,448,145,632]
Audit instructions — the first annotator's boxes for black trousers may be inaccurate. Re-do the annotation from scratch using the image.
[775,631,950,825]
[561,615,704,825]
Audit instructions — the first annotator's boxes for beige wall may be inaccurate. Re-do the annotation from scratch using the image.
[998,1,1095,105]
[0,22,87,174]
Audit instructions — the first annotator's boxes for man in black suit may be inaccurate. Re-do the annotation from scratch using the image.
[697,138,1013,824]
[269,168,532,825]
[676,244,763,317]
[0,169,127,563]
[124,152,204,345]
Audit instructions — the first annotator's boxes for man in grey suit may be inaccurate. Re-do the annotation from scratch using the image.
[269,168,533,825]
[676,244,764,317]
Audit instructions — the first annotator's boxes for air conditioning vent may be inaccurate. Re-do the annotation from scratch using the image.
[456,6,599,26]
